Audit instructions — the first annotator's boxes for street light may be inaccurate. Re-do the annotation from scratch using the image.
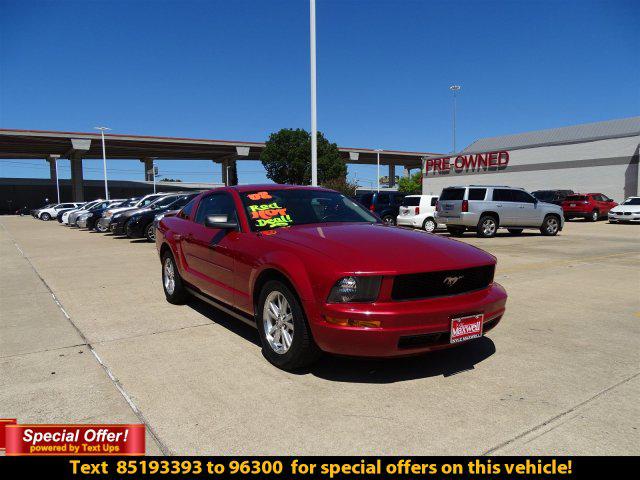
[374,149,382,192]
[310,0,318,186]
[94,126,111,200]
[449,85,461,153]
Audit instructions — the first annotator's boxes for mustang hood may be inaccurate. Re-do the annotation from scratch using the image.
[267,223,495,274]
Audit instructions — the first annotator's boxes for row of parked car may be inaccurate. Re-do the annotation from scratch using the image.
[357,187,638,238]
[30,192,200,241]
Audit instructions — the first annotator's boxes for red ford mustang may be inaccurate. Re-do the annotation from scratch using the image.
[156,185,507,370]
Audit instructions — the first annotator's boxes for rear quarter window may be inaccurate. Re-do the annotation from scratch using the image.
[468,188,486,201]
[402,197,420,207]
[439,188,465,201]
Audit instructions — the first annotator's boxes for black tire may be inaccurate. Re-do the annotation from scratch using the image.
[161,251,188,304]
[256,280,321,371]
[564,215,570,221]
[145,223,155,242]
[540,215,560,236]
[96,222,108,233]
[477,215,499,238]
[40,212,51,221]
[588,210,599,222]
[507,228,523,235]
[446,226,465,237]
[381,215,395,226]
[422,217,437,233]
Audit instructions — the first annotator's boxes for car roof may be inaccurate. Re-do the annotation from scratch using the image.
[446,185,524,189]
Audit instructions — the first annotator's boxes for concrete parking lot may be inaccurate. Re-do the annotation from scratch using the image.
[1,216,638,455]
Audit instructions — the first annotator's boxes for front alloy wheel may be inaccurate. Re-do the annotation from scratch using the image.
[257,280,320,370]
[382,215,395,226]
[263,291,294,354]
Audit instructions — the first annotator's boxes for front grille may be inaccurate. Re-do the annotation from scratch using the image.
[391,264,495,301]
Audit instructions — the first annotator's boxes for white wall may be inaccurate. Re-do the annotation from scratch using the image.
[422,136,640,202]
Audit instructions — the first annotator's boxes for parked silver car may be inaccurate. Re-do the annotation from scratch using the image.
[435,185,564,238]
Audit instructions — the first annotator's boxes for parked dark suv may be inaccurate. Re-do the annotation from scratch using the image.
[531,190,574,206]
[356,191,406,225]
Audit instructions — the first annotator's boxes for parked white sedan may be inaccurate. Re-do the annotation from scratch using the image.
[396,194,444,232]
[608,197,640,223]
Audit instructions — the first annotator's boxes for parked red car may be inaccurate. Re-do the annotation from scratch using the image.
[561,193,617,221]
[156,185,507,370]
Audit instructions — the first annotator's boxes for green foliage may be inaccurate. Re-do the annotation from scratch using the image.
[321,177,359,197]
[397,171,423,194]
[260,128,347,185]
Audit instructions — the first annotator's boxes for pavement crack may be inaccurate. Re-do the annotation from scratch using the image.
[483,370,640,455]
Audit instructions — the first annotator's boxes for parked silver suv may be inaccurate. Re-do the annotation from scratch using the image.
[435,185,564,238]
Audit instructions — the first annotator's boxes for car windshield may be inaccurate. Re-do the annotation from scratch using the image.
[152,196,180,208]
[117,198,137,207]
[241,189,379,232]
[622,198,640,205]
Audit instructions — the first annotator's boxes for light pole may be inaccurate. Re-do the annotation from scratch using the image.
[51,155,61,204]
[310,0,318,186]
[449,85,461,153]
[375,149,382,192]
[94,126,111,199]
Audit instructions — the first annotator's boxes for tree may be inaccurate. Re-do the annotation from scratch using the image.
[398,171,422,194]
[260,128,346,184]
[321,177,359,197]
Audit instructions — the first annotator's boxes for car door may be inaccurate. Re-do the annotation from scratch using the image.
[491,189,517,226]
[511,190,541,225]
[180,192,239,306]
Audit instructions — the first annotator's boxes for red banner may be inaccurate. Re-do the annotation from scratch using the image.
[0,419,17,450]
[4,424,145,456]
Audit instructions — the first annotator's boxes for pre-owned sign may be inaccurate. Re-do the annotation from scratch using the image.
[424,150,509,175]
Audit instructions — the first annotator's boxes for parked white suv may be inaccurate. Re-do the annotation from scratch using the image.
[435,185,564,238]
[396,195,442,232]
[37,202,83,221]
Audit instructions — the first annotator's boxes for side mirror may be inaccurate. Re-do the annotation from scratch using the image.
[204,214,238,230]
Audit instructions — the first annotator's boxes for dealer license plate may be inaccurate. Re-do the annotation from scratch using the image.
[570,203,576,207]
[450,314,483,343]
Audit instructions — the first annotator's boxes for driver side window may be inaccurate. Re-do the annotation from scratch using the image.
[194,193,238,225]
[178,198,196,219]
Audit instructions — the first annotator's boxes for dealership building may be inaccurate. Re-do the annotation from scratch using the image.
[422,117,640,202]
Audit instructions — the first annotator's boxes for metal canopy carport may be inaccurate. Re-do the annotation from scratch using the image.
[0,128,438,201]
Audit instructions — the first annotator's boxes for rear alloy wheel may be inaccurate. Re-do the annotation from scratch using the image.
[96,222,108,233]
[40,212,51,221]
[507,228,523,235]
[145,223,155,242]
[423,218,436,233]
[541,215,560,236]
[382,215,395,226]
[161,252,188,304]
[589,210,599,222]
[477,215,498,238]
[257,280,320,371]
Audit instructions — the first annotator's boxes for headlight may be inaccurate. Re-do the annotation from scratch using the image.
[112,213,121,220]
[327,276,382,303]
[154,213,166,222]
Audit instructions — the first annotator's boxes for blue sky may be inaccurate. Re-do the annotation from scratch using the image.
[1,0,638,187]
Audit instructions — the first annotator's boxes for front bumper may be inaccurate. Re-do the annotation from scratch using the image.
[310,283,507,357]
[76,216,90,229]
[609,212,640,222]
[110,219,128,235]
[125,217,147,238]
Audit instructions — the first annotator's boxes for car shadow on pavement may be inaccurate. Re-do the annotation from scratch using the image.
[187,298,261,347]
[308,337,496,383]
